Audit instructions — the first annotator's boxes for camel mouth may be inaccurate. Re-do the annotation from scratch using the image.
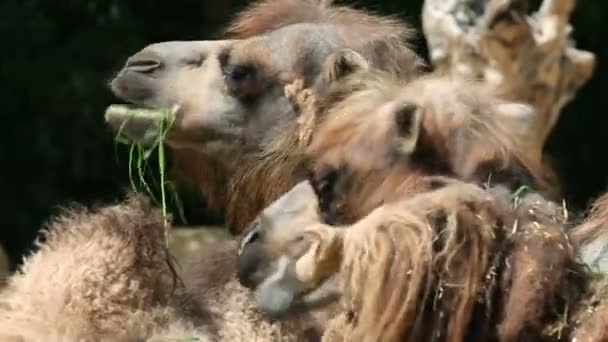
[294,274,340,308]
[104,104,178,146]
[261,275,340,318]
[253,257,340,317]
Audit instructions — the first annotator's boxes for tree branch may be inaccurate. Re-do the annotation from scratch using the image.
[422,0,595,149]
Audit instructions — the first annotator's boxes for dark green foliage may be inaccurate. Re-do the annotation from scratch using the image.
[0,0,606,270]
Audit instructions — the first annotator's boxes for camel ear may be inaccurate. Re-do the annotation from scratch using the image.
[322,49,370,83]
[394,101,423,153]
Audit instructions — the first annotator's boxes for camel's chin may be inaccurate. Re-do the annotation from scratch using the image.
[296,276,341,310]
[253,275,341,318]
[254,282,296,317]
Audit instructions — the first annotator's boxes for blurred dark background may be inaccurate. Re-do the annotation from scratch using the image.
[1,0,606,270]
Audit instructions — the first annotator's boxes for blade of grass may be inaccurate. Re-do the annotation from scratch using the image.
[128,143,137,192]
[108,105,182,227]
[159,116,168,222]
[137,143,159,205]
[168,181,188,225]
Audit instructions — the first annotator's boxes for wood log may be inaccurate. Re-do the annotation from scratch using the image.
[422,0,595,149]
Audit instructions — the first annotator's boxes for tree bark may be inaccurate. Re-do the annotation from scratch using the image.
[422,0,595,149]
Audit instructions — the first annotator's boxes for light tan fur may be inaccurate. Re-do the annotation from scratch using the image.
[0,194,210,341]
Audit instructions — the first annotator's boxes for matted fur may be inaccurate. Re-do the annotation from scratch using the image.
[495,193,585,341]
[248,180,590,341]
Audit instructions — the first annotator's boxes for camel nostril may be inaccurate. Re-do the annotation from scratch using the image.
[126,54,162,73]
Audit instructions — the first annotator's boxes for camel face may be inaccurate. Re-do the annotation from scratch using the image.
[111,40,241,154]
[110,23,363,160]
[107,0,425,233]
[236,181,341,316]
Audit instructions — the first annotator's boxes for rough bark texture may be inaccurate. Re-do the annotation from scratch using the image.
[422,0,595,150]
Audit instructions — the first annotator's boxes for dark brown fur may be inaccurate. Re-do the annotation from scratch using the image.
[570,275,608,342]
[340,184,586,342]
[495,194,586,341]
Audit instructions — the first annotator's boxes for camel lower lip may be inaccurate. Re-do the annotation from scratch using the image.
[104,104,177,145]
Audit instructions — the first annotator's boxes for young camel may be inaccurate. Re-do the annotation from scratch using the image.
[0,194,329,341]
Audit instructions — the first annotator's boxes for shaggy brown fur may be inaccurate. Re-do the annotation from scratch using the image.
[570,275,608,342]
[332,181,511,341]
[495,193,584,341]
[305,71,559,224]
[159,0,426,235]
[238,178,591,342]
[336,188,585,342]
[565,192,608,342]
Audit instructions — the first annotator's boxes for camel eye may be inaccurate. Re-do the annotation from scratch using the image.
[313,168,339,221]
[224,64,259,98]
[239,218,263,254]
[314,169,337,199]
[247,231,261,244]
[228,65,252,82]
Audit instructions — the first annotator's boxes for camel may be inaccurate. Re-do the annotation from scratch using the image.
[108,0,425,234]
